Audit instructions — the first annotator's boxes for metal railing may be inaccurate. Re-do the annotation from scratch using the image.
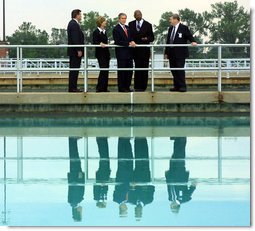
[0,44,250,93]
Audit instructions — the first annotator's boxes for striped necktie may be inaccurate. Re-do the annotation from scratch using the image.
[123,26,128,37]
[170,26,176,44]
[137,21,141,32]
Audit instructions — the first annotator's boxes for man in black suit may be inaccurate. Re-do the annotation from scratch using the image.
[67,9,85,92]
[113,137,133,217]
[67,137,85,221]
[128,137,155,220]
[129,10,154,92]
[164,14,197,92]
[165,137,196,214]
[113,13,136,92]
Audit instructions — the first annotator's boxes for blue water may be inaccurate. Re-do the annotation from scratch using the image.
[0,116,250,226]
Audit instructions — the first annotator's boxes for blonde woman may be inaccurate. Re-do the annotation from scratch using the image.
[92,16,110,92]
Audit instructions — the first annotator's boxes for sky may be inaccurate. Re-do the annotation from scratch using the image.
[0,0,250,39]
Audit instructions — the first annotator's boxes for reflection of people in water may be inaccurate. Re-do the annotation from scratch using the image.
[113,137,133,217]
[93,137,111,208]
[129,137,155,221]
[67,137,85,222]
[165,137,196,214]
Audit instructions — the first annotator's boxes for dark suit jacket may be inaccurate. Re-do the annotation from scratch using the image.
[128,20,154,58]
[165,169,196,204]
[67,19,85,57]
[165,23,196,59]
[113,24,133,60]
[92,28,110,59]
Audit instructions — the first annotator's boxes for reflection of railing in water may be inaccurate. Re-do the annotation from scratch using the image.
[0,137,249,185]
[0,135,250,226]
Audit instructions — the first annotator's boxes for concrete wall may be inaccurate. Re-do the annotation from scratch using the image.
[0,91,250,113]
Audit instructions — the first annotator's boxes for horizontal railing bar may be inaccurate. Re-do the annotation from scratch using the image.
[0,156,249,160]
[0,67,249,72]
[0,178,250,185]
[0,44,251,48]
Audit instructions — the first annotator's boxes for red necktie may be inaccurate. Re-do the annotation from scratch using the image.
[123,26,128,37]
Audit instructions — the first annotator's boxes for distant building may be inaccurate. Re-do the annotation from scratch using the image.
[0,41,9,58]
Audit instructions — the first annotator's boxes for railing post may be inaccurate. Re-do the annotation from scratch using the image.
[218,45,222,92]
[17,137,23,183]
[84,136,88,181]
[151,137,155,183]
[16,46,20,93]
[151,45,155,92]
[218,136,222,183]
[84,46,88,92]
[20,47,23,92]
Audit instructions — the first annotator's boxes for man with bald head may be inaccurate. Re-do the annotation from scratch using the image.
[129,10,154,92]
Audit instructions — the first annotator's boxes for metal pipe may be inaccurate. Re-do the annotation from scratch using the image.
[84,46,88,92]
[20,48,23,92]
[218,45,222,92]
[151,46,155,92]
[16,47,20,93]
[3,0,6,41]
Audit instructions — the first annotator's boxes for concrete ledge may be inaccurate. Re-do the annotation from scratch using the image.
[0,91,250,105]
[0,76,250,86]
[221,92,250,103]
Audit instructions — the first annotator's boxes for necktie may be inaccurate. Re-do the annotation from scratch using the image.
[137,21,141,32]
[170,26,175,44]
[123,26,128,37]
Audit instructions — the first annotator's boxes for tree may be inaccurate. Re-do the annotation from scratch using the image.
[207,0,250,58]
[50,28,68,58]
[6,22,49,58]
[154,11,173,45]
[178,9,212,58]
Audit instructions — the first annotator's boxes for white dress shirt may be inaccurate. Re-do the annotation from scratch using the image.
[97,27,106,34]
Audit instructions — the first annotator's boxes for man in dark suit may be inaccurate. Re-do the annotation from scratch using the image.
[165,137,196,214]
[113,13,136,92]
[113,137,133,217]
[128,137,155,220]
[129,10,154,92]
[67,9,85,92]
[164,14,197,92]
[67,137,85,221]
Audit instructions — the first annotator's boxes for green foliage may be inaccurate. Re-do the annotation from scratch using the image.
[207,0,250,58]
[6,3,250,59]
[49,28,68,58]
[6,22,49,58]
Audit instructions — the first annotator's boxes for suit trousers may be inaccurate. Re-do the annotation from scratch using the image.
[69,55,82,91]
[134,56,150,91]
[117,59,133,92]
[97,57,110,92]
[169,58,186,90]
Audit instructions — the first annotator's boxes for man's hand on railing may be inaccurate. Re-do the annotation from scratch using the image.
[100,42,107,48]
[191,42,198,46]
[129,41,136,48]
[77,51,83,57]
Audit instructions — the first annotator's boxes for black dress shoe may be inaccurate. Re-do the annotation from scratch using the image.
[179,88,187,92]
[135,89,145,92]
[169,88,179,92]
